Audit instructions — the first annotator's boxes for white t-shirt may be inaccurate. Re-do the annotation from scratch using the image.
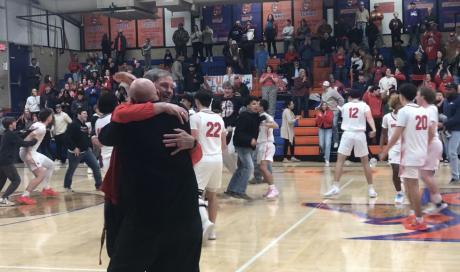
[190,109,225,156]
[379,76,397,93]
[95,114,113,160]
[397,103,429,166]
[257,112,275,144]
[22,122,46,153]
[340,100,370,132]
[382,112,400,153]
[425,104,439,139]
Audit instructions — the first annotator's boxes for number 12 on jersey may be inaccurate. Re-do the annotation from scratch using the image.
[349,107,358,118]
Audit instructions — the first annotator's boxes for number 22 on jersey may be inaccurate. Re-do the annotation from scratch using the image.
[206,122,222,138]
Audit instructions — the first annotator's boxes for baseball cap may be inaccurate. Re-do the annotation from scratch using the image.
[322,81,330,87]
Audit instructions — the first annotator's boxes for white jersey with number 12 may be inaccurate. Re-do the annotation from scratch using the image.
[340,100,370,132]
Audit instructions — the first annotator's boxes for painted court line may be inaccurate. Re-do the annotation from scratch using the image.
[0,266,105,271]
[235,178,355,272]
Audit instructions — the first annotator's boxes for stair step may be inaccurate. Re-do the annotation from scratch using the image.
[297,118,317,127]
[295,136,319,145]
[295,146,320,156]
[294,127,319,136]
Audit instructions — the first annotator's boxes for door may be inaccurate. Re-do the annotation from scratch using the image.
[9,43,30,112]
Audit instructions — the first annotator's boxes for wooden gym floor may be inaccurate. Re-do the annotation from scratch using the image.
[0,162,459,272]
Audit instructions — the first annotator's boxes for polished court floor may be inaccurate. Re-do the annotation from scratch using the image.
[0,162,459,272]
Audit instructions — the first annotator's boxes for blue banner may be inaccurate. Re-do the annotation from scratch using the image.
[335,0,370,30]
[438,0,460,31]
[202,5,233,42]
[233,3,263,41]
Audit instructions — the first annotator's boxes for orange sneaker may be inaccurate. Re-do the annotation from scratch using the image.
[41,188,59,197]
[404,220,428,231]
[16,196,37,205]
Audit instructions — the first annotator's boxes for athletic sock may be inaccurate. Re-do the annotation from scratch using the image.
[198,198,210,227]
[368,184,374,189]
[22,191,30,197]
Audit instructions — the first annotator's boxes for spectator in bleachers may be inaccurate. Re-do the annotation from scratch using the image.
[329,74,345,93]
[260,65,280,116]
[84,80,100,114]
[141,38,152,70]
[223,66,235,86]
[391,40,407,62]
[410,51,426,86]
[424,7,436,31]
[453,51,460,84]
[101,33,112,62]
[264,14,278,57]
[350,51,364,82]
[292,68,310,118]
[287,60,302,90]
[26,58,42,91]
[321,81,344,148]
[422,73,437,90]
[379,68,397,95]
[163,49,174,69]
[406,1,422,47]
[435,51,446,73]
[173,23,190,59]
[435,68,454,94]
[71,91,88,117]
[223,40,243,73]
[25,89,41,116]
[171,55,185,94]
[352,73,369,98]
[389,12,403,46]
[255,43,269,76]
[316,102,334,166]
[184,64,203,94]
[40,85,58,110]
[58,86,73,115]
[113,31,127,65]
[284,45,298,65]
[68,54,81,84]
[103,57,117,76]
[39,75,54,96]
[299,38,314,81]
[334,17,350,50]
[295,19,310,49]
[425,38,439,74]
[317,19,332,38]
[102,70,113,92]
[320,32,336,67]
[203,26,215,62]
[333,46,347,83]
[370,3,384,48]
[233,75,249,98]
[363,86,383,144]
[282,19,294,53]
[372,59,386,84]
[229,21,244,44]
[132,61,144,79]
[445,33,459,63]
[84,60,99,81]
[191,25,204,62]
[355,1,369,46]
[281,100,300,163]
[348,25,364,49]
[239,33,256,74]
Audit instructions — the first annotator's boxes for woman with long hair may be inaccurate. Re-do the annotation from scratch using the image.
[281,100,300,163]
[316,102,334,166]
[264,14,278,57]
[259,65,279,116]
[190,25,204,62]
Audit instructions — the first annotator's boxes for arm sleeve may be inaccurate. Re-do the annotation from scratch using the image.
[190,114,199,130]
[396,109,408,128]
[98,122,123,147]
[65,124,77,150]
[111,103,156,123]
[382,115,388,129]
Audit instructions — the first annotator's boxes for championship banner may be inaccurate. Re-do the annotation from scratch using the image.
[438,0,460,31]
[83,15,109,50]
[293,0,323,35]
[262,1,293,40]
[164,10,191,47]
[233,3,263,41]
[335,0,370,30]
[370,0,403,34]
[202,5,233,42]
[137,8,165,47]
[110,18,137,48]
[403,0,437,29]
[207,75,253,94]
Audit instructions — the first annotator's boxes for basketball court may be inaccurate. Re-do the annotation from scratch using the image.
[0,162,459,272]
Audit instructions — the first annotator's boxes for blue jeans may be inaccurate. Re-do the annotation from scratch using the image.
[448,131,460,180]
[319,128,332,161]
[332,110,340,145]
[293,95,309,117]
[64,149,102,189]
[227,147,254,194]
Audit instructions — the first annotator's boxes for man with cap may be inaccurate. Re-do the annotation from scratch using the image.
[320,81,345,149]
[406,1,421,47]
[441,83,460,184]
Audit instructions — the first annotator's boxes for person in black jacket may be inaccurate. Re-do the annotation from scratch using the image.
[26,58,42,91]
[442,83,460,183]
[225,97,262,200]
[63,107,102,191]
[113,32,127,65]
[101,33,112,63]
[0,117,37,206]
[389,12,403,46]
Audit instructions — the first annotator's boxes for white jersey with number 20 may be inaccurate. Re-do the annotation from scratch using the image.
[340,100,370,132]
[190,109,225,157]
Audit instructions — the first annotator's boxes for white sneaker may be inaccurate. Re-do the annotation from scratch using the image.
[202,221,215,242]
[210,57,214,62]
[87,168,93,175]
[282,158,290,163]
[394,192,404,204]
[291,157,301,162]
[325,160,330,167]
[333,143,338,149]
[0,198,15,207]
[265,187,279,199]
[424,202,448,214]
[369,158,378,168]
[368,187,378,198]
[324,185,340,197]
[208,231,217,240]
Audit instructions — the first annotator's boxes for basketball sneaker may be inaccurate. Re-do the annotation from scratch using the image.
[291,157,301,162]
[0,198,15,207]
[41,188,59,197]
[16,196,37,205]
[202,221,215,242]
[423,202,448,215]
[324,185,340,197]
[208,231,217,240]
[265,187,279,199]
[404,219,428,231]
[368,187,378,198]
[325,160,330,167]
[394,192,404,205]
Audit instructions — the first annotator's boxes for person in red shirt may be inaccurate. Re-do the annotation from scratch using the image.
[316,102,334,166]
[434,68,454,94]
[284,45,299,64]
[371,59,387,85]
[425,38,438,73]
[68,54,81,83]
[363,86,384,144]
[333,46,346,82]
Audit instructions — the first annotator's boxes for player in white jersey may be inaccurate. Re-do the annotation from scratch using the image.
[17,109,57,205]
[257,99,279,199]
[381,83,431,231]
[416,87,448,214]
[380,94,404,204]
[324,90,377,198]
[92,93,118,173]
[190,90,226,241]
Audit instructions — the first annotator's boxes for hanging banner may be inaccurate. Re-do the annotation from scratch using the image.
[137,8,165,47]
[262,1,293,40]
[403,0,437,29]
[233,3,263,41]
[335,0,370,30]
[202,5,233,42]
[83,15,110,50]
[110,18,137,48]
[164,10,192,47]
[370,0,403,34]
[438,0,460,31]
[293,0,323,35]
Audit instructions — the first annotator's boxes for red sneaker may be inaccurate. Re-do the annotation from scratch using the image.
[41,188,59,197]
[16,196,37,205]
[404,220,428,231]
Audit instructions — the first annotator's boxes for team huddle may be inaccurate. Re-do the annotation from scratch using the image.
[324,83,446,231]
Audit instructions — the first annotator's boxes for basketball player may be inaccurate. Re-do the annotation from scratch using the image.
[324,90,377,198]
[18,109,58,205]
[380,83,431,231]
[191,90,226,241]
[380,94,404,204]
[257,99,279,199]
[416,87,447,214]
